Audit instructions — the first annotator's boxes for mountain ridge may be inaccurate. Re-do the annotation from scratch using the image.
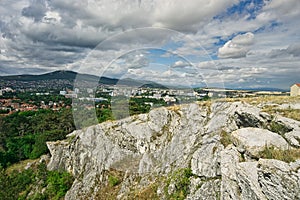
[0,70,288,91]
[0,70,167,88]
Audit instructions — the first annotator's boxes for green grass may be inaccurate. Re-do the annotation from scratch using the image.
[0,162,74,200]
[108,174,121,187]
[164,168,193,200]
[268,120,291,135]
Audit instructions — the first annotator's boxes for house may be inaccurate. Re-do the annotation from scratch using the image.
[290,83,300,96]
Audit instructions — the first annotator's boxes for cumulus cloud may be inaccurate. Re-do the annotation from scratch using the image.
[1,0,300,89]
[171,60,192,68]
[218,32,254,59]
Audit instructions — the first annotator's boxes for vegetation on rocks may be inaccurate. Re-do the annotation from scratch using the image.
[0,162,73,200]
[220,130,233,148]
[258,146,300,163]
[2,95,300,199]
[164,168,194,200]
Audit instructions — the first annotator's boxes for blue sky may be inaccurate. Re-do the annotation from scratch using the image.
[0,0,300,89]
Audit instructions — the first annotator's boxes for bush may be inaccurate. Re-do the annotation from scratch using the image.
[46,170,74,199]
[108,174,121,187]
[0,163,74,200]
[165,168,193,200]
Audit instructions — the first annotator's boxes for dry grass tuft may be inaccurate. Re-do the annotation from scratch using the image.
[258,146,300,163]
[219,130,233,148]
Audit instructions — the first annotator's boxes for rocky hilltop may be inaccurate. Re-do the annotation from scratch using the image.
[47,100,300,199]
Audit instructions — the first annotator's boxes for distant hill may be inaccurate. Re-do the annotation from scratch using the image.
[0,70,95,81]
[0,70,166,88]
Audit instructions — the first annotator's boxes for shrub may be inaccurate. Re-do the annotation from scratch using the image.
[165,168,193,200]
[46,170,74,199]
[108,174,121,187]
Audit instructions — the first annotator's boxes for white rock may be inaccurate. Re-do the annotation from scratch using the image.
[191,136,223,177]
[231,128,289,157]
[220,145,241,200]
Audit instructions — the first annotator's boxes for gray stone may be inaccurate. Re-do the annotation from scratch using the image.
[191,136,223,177]
[257,159,300,200]
[220,145,241,200]
[231,127,289,157]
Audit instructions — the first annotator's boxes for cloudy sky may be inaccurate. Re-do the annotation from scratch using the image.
[0,0,300,89]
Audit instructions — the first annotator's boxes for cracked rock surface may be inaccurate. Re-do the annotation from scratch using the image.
[47,101,300,200]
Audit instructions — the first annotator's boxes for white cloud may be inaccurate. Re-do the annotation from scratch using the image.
[171,60,192,68]
[232,32,254,45]
[218,32,254,59]
[262,0,300,21]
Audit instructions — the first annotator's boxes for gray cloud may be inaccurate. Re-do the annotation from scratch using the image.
[0,0,300,89]
[22,0,48,22]
[268,44,300,58]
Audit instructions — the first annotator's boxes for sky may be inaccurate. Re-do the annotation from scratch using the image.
[0,0,300,89]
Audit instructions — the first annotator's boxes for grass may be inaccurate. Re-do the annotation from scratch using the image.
[164,168,193,200]
[216,96,300,106]
[268,120,291,135]
[262,108,300,122]
[197,100,212,114]
[219,130,233,148]
[278,109,300,121]
[167,105,182,116]
[6,158,39,174]
[1,162,74,200]
[131,182,159,200]
[258,146,300,163]
[94,169,124,200]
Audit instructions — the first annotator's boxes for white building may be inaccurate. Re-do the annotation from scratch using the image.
[290,83,300,96]
[60,91,67,95]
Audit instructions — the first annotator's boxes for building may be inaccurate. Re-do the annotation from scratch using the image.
[60,91,67,95]
[290,83,300,96]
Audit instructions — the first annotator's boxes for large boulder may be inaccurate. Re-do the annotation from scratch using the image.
[231,128,289,157]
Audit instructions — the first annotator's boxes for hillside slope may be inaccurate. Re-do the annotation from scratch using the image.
[47,100,300,199]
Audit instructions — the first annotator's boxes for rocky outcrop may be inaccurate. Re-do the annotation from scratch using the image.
[46,101,300,200]
[231,128,289,157]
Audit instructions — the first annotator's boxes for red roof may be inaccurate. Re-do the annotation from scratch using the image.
[295,83,300,87]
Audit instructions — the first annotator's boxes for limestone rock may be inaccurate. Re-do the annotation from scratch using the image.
[220,145,241,200]
[187,178,221,200]
[46,101,300,200]
[257,159,300,199]
[191,136,223,177]
[236,162,266,200]
[231,127,289,157]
